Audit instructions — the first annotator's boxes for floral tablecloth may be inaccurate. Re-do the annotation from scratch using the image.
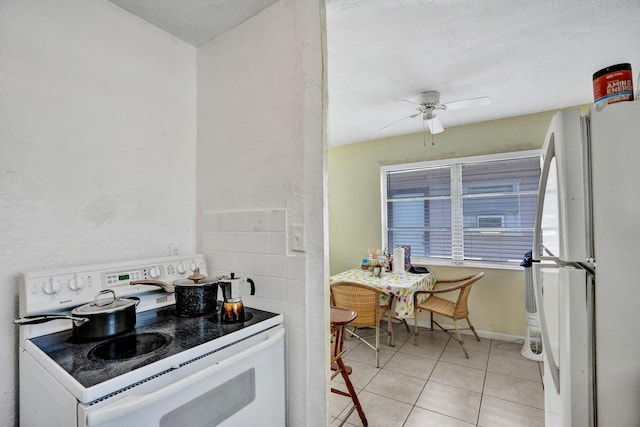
[329,268,436,319]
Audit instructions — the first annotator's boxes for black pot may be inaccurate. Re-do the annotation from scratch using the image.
[14,289,139,341]
[130,268,219,317]
[173,283,218,316]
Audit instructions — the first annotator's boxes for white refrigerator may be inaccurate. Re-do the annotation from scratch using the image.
[532,100,640,427]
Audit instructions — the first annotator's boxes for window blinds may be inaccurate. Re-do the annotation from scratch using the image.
[386,166,452,259]
[385,155,540,264]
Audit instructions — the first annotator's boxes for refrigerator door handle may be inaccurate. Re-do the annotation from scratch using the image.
[533,135,557,263]
[533,265,560,393]
[542,246,561,263]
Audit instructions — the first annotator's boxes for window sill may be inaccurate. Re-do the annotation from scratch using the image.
[411,258,524,272]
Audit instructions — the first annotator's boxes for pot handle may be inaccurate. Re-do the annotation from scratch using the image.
[95,289,117,306]
[14,314,89,325]
[247,278,255,295]
[130,279,175,293]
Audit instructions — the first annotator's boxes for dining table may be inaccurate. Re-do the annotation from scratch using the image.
[329,268,437,319]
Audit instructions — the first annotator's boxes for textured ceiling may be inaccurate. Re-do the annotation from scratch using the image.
[107,0,640,146]
[326,0,640,145]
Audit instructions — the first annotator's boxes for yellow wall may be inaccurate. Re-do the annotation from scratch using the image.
[328,110,563,337]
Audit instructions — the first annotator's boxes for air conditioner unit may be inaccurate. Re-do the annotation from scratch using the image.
[521,253,543,361]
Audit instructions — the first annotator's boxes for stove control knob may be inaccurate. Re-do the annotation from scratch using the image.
[176,262,186,274]
[148,265,161,279]
[190,260,198,272]
[43,278,61,295]
[68,275,84,291]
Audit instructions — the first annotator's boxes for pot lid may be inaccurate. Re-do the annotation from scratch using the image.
[173,268,219,287]
[173,277,218,287]
[188,268,206,282]
[71,289,137,315]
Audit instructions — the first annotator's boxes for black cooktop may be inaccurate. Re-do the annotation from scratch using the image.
[29,305,279,388]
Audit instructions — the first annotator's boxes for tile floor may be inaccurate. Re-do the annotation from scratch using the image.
[330,324,545,427]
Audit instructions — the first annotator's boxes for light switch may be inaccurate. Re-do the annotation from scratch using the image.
[290,225,304,252]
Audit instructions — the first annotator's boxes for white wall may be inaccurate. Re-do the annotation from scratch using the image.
[196,0,327,425]
[0,1,197,424]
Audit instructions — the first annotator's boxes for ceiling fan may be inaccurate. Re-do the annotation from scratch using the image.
[379,90,491,134]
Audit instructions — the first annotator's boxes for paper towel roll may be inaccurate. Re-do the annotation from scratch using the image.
[393,247,405,274]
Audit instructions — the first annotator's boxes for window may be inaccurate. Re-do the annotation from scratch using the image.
[382,151,540,266]
[476,215,505,228]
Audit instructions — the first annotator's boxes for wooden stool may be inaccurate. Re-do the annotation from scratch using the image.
[331,306,368,426]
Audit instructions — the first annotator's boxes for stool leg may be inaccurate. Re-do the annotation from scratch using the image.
[336,357,368,426]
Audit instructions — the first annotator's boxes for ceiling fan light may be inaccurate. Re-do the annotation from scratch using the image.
[426,117,444,134]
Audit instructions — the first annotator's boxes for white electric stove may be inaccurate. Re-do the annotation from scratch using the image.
[16,254,285,427]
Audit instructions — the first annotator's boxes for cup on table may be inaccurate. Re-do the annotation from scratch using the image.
[371,265,383,277]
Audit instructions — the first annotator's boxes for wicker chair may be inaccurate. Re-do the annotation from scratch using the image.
[413,272,485,358]
[330,281,394,368]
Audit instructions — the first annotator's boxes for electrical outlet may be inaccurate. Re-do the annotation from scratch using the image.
[168,244,178,256]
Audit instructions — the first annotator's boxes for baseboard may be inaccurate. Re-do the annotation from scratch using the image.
[401,318,524,344]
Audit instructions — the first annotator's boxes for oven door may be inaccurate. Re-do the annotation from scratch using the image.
[79,326,285,427]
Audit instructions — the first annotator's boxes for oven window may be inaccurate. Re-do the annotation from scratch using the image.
[159,368,256,426]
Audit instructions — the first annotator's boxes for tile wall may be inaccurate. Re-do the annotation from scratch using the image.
[200,208,309,425]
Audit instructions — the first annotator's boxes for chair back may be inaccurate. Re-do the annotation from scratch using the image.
[452,272,484,319]
[330,282,391,328]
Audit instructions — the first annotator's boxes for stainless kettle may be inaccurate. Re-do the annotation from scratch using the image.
[218,273,255,323]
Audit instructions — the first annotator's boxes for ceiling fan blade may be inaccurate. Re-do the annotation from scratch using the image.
[378,112,421,132]
[401,99,422,106]
[426,116,444,134]
[444,96,491,111]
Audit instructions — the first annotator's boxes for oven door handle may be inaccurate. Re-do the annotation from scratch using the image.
[86,326,284,425]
